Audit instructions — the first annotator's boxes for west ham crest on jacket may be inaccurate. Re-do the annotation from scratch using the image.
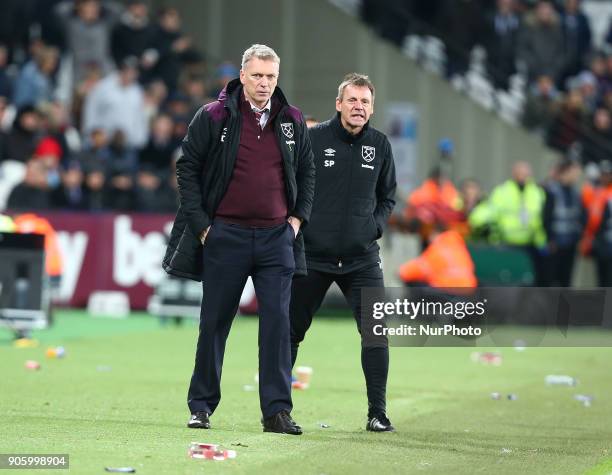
[281,122,294,139]
[362,145,375,162]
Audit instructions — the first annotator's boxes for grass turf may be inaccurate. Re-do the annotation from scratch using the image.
[1,311,611,474]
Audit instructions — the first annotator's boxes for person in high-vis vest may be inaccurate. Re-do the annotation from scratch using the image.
[0,214,16,232]
[399,226,477,291]
[469,161,547,284]
[542,158,585,286]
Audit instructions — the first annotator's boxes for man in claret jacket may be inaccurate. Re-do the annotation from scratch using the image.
[163,44,315,435]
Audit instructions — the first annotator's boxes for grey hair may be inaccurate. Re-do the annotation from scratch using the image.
[241,44,280,69]
[337,73,375,102]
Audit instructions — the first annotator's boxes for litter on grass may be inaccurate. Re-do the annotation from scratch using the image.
[188,442,236,461]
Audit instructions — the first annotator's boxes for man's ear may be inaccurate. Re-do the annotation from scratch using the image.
[239,69,245,85]
[335,99,341,113]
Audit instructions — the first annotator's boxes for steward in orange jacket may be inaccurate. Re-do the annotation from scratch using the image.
[579,163,612,256]
[399,229,477,289]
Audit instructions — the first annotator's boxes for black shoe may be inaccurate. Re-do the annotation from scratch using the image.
[187,412,210,429]
[366,413,395,432]
[262,410,303,435]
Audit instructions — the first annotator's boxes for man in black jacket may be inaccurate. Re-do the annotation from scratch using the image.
[290,73,397,431]
[163,44,315,435]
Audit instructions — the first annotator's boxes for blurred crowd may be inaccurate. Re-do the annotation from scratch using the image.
[397,140,612,288]
[362,0,612,175]
[0,0,239,212]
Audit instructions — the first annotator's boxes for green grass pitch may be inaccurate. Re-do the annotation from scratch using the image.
[1,310,611,474]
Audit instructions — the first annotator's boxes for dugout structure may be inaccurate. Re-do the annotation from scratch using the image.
[0,232,51,333]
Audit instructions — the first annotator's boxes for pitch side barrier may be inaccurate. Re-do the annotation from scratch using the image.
[361,286,612,348]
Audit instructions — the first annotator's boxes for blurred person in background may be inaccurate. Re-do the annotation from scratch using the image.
[104,130,136,211]
[82,56,148,149]
[404,139,464,249]
[579,160,612,283]
[522,74,560,134]
[483,0,521,90]
[542,157,584,286]
[580,107,612,167]
[0,43,15,100]
[546,87,586,153]
[6,158,52,210]
[71,61,102,129]
[518,0,564,85]
[136,113,176,211]
[399,222,477,289]
[54,0,122,83]
[182,74,207,115]
[437,0,484,79]
[469,161,547,284]
[51,159,87,210]
[111,0,154,69]
[13,45,59,108]
[207,61,239,98]
[304,115,319,128]
[559,0,592,85]
[1,106,43,162]
[142,79,168,124]
[147,7,202,92]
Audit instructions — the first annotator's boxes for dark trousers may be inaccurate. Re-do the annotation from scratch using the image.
[544,245,577,287]
[188,220,295,418]
[290,263,389,416]
[595,255,612,287]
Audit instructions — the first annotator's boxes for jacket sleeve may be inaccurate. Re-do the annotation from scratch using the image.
[373,137,397,237]
[176,106,211,237]
[292,118,315,225]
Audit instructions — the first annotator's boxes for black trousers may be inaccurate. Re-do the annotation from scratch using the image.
[595,255,612,287]
[544,245,577,287]
[290,263,389,416]
[188,221,295,418]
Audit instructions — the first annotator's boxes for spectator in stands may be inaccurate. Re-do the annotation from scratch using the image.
[522,74,560,134]
[82,56,148,149]
[1,105,43,162]
[305,115,319,129]
[546,87,586,153]
[142,79,168,124]
[360,0,413,47]
[136,113,176,211]
[156,152,179,212]
[437,0,485,78]
[518,0,564,85]
[104,130,136,211]
[147,7,201,92]
[0,43,14,100]
[111,0,154,69]
[13,45,59,108]
[6,158,52,210]
[39,101,81,165]
[54,0,122,83]
[483,0,521,90]
[71,61,103,129]
[542,157,584,286]
[207,61,239,98]
[32,136,62,190]
[182,74,207,115]
[574,70,597,114]
[559,0,592,85]
[581,108,612,166]
[51,159,87,209]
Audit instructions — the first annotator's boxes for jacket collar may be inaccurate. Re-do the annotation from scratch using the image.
[219,78,289,112]
[331,112,370,143]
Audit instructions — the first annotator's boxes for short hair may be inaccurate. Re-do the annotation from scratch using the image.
[241,44,280,69]
[337,73,375,102]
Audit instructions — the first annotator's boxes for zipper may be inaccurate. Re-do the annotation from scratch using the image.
[339,141,354,258]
